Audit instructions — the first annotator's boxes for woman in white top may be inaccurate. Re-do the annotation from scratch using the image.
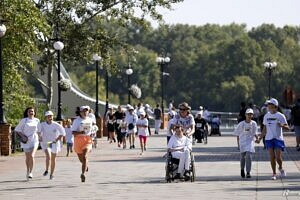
[169,102,195,140]
[136,111,149,155]
[71,106,94,182]
[37,111,65,180]
[258,98,289,180]
[234,108,258,178]
[15,107,40,180]
[167,125,192,180]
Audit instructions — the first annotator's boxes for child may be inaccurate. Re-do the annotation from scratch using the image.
[119,116,127,149]
[136,111,149,155]
[234,108,258,178]
[65,119,74,157]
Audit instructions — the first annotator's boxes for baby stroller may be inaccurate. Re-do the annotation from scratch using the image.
[210,116,221,136]
[165,152,196,182]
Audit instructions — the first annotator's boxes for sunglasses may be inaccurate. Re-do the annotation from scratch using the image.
[179,108,187,111]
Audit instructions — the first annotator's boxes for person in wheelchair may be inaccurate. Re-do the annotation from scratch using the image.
[194,112,208,143]
[167,125,192,180]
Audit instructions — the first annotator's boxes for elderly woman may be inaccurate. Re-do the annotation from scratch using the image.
[167,125,192,180]
[15,107,40,180]
[72,106,94,182]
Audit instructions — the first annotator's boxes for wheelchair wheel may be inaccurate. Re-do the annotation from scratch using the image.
[190,154,196,182]
[203,130,208,144]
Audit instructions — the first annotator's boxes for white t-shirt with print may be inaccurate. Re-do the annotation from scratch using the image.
[137,118,149,136]
[234,120,258,153]
[170,114,195,133]
[71,117,94,136]
[263,112,287,141]
[38,121,66,143]
[15,117,40,148]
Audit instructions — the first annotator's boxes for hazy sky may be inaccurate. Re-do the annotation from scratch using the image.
[152,0,300,28]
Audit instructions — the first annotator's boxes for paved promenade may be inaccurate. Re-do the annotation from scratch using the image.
[0,130,299,200]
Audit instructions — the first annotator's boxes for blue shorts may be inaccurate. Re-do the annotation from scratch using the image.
[265,139,285,151]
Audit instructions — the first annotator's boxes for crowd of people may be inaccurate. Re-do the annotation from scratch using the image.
[13,97,300,183]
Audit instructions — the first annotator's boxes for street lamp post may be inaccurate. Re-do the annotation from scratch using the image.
[105,68,109,115]
[53,41,64,121]
[0,22,7,124]
[93,54,101,118]
[156,56,170,114]
[264,61,277,99]
[126,67,133,105]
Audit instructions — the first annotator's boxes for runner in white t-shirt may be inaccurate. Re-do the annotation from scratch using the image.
[234,108,258,178]
[258,98,290,180]
[72,105,94,182]
[37,111,65,180]
[136,111,149,155]
[15,107,40,181]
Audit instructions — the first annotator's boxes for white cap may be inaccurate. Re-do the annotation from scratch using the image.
[80,105,90,111]
[45,111,54,116]
[199,106,203,110]
[245,108,254,114]
[267,98,279,107]
[128,105,134,110]
[145,104,150,108]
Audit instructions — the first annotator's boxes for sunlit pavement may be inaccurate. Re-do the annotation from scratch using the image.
[0,130,299,200]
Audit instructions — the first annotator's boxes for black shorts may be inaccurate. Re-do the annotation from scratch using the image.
[108,124,115,132]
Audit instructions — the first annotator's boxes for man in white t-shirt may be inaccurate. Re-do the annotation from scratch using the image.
[234,108,258,178]
[258,98,289,180]
[37,111,65,180]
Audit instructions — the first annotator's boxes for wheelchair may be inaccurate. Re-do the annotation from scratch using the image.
[165,151,196,182]
[194,128,208,144]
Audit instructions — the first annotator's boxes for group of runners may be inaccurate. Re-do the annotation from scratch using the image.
[14,97,292,182]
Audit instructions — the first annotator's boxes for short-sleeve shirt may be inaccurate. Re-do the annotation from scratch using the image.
[15,117,40,148]
[170,114,195,132]
[137,118,149,136]
[263,112,287,141]
[114,111,125,124]
[65,126,74,143]
[37,121,66,143]
[71,117,94,136]
[195,118,207,130]
[234,120,257,153]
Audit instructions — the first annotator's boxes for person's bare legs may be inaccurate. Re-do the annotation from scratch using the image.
[50,153,57,176]
[139,138,144,154]
[275,149,283,170]
[296,136,300,147]
[44,149,51,172]
[268,148,276,175]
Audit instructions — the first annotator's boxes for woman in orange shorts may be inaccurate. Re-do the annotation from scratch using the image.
[71,105,94,182]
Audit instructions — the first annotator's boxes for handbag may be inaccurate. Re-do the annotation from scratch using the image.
[16,118,28,143]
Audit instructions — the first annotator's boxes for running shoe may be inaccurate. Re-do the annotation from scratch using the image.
[246,172,251,178]
[241,170,245,178]
[43,171,48,176]
[28,173,33,179]
[279,169,286,177]
[271,174,277,180]
[49,175,54,180]
[80,174,85,182]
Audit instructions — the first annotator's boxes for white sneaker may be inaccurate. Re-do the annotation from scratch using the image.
[49,175,54,180]
[271,174,277,180]
[279,169,286,177]
[28,173,33,179]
